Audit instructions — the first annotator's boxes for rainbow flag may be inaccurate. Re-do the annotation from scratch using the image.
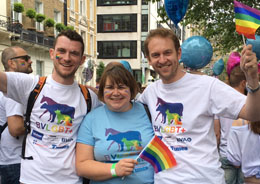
[138,135,177,173]
[234,1,260,39]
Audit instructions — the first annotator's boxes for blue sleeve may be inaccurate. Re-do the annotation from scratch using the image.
[76,113,94,146]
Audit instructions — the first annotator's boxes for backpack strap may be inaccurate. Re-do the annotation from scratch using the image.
[0,122,8,140]
[22,76,47,160]
[79,84,92,114]
[142,103,152,123]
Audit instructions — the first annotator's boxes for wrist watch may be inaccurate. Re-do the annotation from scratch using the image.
[246,83,260,93]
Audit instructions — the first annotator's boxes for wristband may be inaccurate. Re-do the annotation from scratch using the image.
[246,83,260,93]
[111,163,117,177]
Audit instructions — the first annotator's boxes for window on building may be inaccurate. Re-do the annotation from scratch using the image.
[36,60,44,76]
[70,0,75,11]
[54,10,61,36]
[142,0,148,5]
[11,0,22,22]
[81,30,86,53]
[141,14,148,32]
[97,14,137,32]
[79,0,86,16]
[90,0,94,21]
[35,1,44,31]
[98,41,137,59]
[97,0,137,6]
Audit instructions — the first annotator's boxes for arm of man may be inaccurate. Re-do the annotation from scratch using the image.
[7,115,25,137]
[76,143,137,181]
[0,72,7,93]
[239,45,260,121]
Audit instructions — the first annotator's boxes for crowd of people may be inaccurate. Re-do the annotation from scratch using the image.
[0,27,259,184]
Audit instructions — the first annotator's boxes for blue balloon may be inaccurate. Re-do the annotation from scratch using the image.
[213,59,224,76]
[165,0,189,26]
[180,36,213,69]
[246,35,260,60]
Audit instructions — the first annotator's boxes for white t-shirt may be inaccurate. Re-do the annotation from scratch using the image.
[6,72,101,184]
[218,116,234,158]
[227,125,260,178]
[0,92,24,165]
[138,73,246,184]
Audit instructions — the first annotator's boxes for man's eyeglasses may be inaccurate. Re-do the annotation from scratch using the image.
[10,55,31,62]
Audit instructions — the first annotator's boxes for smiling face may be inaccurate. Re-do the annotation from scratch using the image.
[103,77,132,112]
[49,36,85,84]
[12,47,33,74]
[147,36,183,84]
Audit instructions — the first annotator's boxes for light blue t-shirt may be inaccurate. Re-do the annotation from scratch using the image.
[77,102,154,184]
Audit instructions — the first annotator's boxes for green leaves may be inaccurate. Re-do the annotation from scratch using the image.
[146,0,260,55]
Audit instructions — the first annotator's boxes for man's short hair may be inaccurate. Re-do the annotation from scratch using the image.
[98,63,138,101]
[53,30,85,56]
[228,65,246,87]
[144,27,180,58]
[1,46,21,71]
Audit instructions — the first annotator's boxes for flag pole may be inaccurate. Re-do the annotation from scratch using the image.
[242,35,246,45]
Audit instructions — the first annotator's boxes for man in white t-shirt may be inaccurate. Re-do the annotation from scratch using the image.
[138,27,260,184]
[0,30,101,184]
[0,46,33,184]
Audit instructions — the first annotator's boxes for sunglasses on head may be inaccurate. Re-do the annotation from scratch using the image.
[10,55,31,62]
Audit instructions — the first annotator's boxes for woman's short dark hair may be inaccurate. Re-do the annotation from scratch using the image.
[98,63,138,102]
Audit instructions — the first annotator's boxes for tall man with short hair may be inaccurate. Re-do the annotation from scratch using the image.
[0,46,33,184]
[138,27,260,184]
[0,30,101,184]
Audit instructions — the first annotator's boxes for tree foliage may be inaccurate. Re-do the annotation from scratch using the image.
[146,0,260,55]
[96,61,105,79]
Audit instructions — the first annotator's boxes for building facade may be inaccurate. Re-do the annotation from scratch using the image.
[0,0,64,76]
[67,0,97,86]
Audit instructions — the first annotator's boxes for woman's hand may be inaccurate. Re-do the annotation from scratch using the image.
[114,159,138,177]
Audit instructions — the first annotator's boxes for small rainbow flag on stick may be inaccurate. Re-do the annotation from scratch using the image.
[234,1,260,39]
[137,135,177,173]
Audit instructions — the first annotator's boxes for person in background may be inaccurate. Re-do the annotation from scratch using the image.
[138,27,260,184]
[217,52,247,184]
[227,120,260,184]
[0,46,33,184]
[76,63,154,184]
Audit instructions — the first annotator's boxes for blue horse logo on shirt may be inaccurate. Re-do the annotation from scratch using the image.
[105,128,142,151]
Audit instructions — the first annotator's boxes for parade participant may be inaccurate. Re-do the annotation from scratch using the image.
[138,27,260,184]
[217,53,246,184]
[0,30,101,184]
[76,64,154,184]
[0,46,32,184]
[227,120,260,184]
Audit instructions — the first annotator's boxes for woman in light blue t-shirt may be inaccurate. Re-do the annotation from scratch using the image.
[76,63,154,184]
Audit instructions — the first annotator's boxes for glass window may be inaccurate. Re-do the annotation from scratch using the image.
[97,14,137,32]
[35,1,44,31]
[36,60,44,76]
[141,14,148,32]
[98,41,137,59]
[70,0,74,10]
[54,10,61,36]
[142,0,148,5]
[79,0,86,16]
[97,0,137,6]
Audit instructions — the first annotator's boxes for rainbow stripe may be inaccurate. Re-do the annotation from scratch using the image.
[234,1,260,39]
[56,54,60,59]
[139,135,177,173]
